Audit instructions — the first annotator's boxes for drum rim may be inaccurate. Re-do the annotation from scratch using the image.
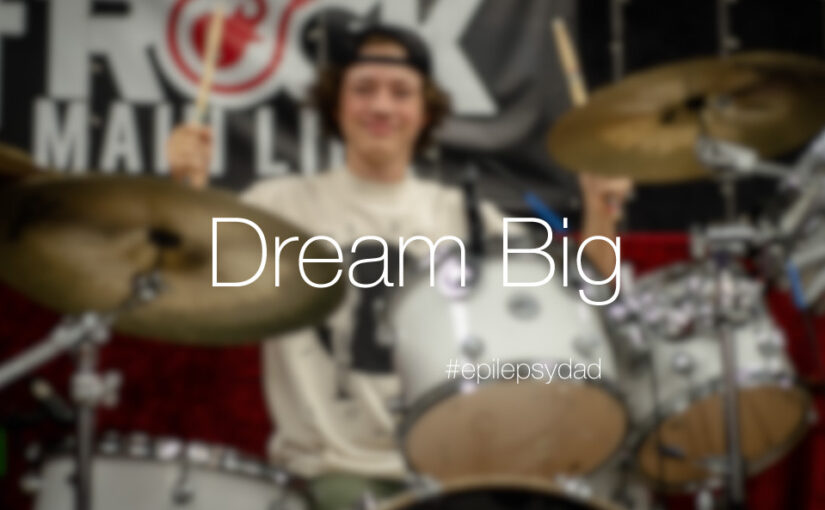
[39,432,302,486]
[39,454,305,489]
[396,370,631,479]
[384,236,608,321]
[379,474,623,510]
[629,375,813,493]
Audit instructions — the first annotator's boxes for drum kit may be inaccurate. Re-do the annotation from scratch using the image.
[2,50,825,510]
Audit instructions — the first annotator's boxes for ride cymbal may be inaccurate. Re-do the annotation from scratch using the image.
[0,175,344,345]
[548,52,825,183]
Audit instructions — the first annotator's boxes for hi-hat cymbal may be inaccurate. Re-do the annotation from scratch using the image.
[0,176,344,345]
[548,52,825,183]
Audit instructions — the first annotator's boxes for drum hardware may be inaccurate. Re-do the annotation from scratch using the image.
[151,437,181,460]
[605,451,646,510]
[716,0,740,56]
[507,292,541,320]
[610,255,812,499]
[99,431,122,456]
[32,432,309,510]
[608,0,630,80]
[749,149,825,377]
[670,353,695,377]
[698,227,803,508]
[574,335,601,359]
[460,336,485,361]
[171,456,196,505]
[695,134,795,221]
[31,378,74,424]
[0,270,160,510]
[711,253,747,509]
[695,136,791,180]
[0,268,160,385]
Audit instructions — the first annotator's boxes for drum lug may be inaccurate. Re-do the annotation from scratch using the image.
[757,330,785,357]
[171,464,195,506]
[71,369,121,409]
[671,352,696,376]
[460,336,485,360]
[573,335,599,358]
[126,432,153,458]
[507,293,541,320]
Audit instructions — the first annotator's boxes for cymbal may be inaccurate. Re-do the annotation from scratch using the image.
[0,176,345,345]
[548,52,825,183]
[0,142,38,181]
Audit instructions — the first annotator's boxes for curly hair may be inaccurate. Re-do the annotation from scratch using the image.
[309,37,451,153]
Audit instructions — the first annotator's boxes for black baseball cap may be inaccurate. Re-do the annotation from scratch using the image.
[336,23,433,78]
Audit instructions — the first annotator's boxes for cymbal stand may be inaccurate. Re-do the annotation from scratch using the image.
[0,270,163,510]
[693,224,763,510]
[715,253,746,509]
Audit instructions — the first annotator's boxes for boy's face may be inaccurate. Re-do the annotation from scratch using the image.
[337,41,428,163]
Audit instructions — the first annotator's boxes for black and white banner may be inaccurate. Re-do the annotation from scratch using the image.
[0,0,579,209]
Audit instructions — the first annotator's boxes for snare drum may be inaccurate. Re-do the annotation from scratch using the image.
[611,262,812,491]
[389,247,628,481]
[33,432,308,510]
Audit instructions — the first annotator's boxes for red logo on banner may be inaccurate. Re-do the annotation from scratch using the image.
[166,0,311,94]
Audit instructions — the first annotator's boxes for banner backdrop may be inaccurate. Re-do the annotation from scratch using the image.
[0,0,581,211]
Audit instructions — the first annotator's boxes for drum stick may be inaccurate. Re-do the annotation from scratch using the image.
[552,18,631,262]
[551,17,589,107]
[192,4,226,125]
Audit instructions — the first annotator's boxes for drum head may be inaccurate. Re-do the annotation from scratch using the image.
[637,385,811,489]
[403,381,627,480]
[381,477,620,510]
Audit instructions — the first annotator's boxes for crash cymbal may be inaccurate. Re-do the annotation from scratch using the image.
[548,52,825,183]
[0,176,344,345]
[0,142,38,181]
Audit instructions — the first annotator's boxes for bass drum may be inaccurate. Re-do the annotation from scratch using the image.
[33,432,309,510]
[389,243,628,481]
[379,476,625,510]
[611,262,812,491]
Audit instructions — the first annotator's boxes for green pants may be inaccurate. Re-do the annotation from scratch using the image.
[308,473,406,510]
